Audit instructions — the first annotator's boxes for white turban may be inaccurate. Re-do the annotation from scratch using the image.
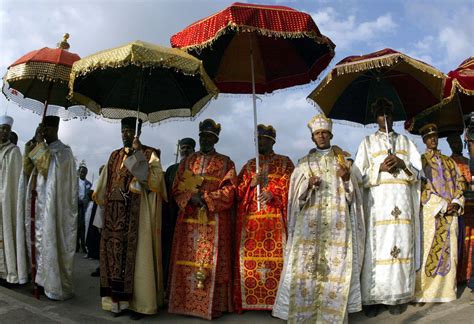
[0,115,13,127]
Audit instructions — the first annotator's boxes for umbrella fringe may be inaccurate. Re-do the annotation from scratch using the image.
[180,22,335,54]
[2,99,90,121]
[451,79,474,96]
[308,52,446,108]
[333,52,445,79]
[4,62,72,84]
[76,94,215,125]
[69,64,218,105]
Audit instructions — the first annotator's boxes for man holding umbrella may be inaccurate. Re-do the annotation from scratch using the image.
[20,116,78,300]
[353,98,422,316]
[93,117,167,318]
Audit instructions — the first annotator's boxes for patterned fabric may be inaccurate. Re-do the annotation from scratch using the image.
[168,150,237,320]
[415,150,464,302]
[461,198,474,284]
[0,142,23,283]
[233,153,294,312]
[99,146,156,301]
[353,131,422,305]
[273,147,365,323]
[451,155,470,190]
[444,57,474,98]
[170,3,334,50]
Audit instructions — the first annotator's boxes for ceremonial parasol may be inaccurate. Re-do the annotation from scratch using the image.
[2,34,83,300]
[405,57,473,137]
[68,40,218,133]
[308,48,446,125]
[2,34,86,120]
[444,57,474,114]
[171,2,335,209]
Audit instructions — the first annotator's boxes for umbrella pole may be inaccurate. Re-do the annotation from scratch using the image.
[175,140,180,164]
[250,46,261,212]
[384,113,392,155]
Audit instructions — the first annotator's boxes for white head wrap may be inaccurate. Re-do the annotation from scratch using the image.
[0,115,13,127]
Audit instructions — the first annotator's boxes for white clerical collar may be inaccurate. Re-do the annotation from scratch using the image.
[376,130,396,137]
[316,146,331,155]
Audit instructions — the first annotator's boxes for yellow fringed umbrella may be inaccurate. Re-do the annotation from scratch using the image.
[68,40,218,131]
[308,48,446,125]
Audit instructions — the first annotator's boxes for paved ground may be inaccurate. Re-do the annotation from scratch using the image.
[1,254,473,323]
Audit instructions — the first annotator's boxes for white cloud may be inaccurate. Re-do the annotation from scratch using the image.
[439,27,473,66]
[311,7,397,50]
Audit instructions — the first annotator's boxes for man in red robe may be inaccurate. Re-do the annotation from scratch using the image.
[233,124,294,312]
[447,134,474,284]
[168,119,237,320]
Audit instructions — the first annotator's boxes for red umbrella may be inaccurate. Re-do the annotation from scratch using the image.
[171,2,335,209]
[444,57,474,114]
[2,33,86,120]
[405,57,473,136]
[171,2,335,94]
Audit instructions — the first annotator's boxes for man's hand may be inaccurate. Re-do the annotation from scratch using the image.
[308,176,321,190]
[447,202,460,215]
[381,154,405,174]
[190,192,205,207]
[337,165,350,181]
[258,191,273,204]
[132,136,142,151]
[35,124,44,143]
[250,173,265,187]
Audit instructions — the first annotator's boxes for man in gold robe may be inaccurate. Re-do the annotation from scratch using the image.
[415,123,464,303]
[94,117,166,318]
[168,119,237,320]
[273,114,365,323]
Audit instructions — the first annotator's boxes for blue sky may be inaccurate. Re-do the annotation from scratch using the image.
[1,0,473,181]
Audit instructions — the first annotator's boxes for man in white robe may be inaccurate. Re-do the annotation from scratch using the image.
[0,115,23,284]
[19,116,78,300]
[273,114,365,323]
[353,98,422,316]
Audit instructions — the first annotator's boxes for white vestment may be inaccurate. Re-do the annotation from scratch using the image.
[0,141,23,283]
[18,140,78,300]
[273,147,365,323]
[354,131,421,305]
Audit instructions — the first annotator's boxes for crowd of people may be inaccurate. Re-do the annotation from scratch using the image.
[0,96,473,323]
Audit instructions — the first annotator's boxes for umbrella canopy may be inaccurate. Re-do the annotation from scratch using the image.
[68,40,218,123]
[170,2,335,94]
[405,57,473,137]
[2,33,86,119]
[308,48,447,125]
[443,57,474,114]
[404,95,464,138]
